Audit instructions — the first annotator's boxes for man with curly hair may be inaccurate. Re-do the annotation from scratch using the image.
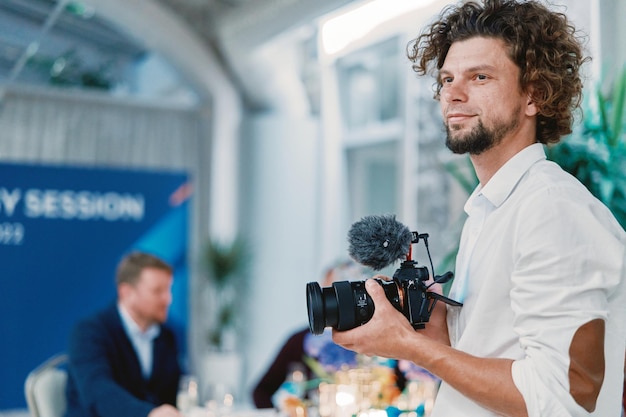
[333,1,626,416]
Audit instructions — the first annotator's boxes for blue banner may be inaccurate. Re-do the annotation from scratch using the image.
[0,162,191,410]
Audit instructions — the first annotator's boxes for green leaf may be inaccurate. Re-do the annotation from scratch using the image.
[302,355,333,381]
[443,156,478,195]
[204,237,249,288]
[546,68,626,231]
[609,66,626,147]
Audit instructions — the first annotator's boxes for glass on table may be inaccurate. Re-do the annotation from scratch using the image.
[205,382,236,416]
[177,374,200,413]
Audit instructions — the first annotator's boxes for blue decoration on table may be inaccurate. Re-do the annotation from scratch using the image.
[303,329,358,372]
[386,405,402,417]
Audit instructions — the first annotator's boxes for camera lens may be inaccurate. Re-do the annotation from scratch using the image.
[307,281,361,335]
[306,282,330,335]
[306,279,401,335]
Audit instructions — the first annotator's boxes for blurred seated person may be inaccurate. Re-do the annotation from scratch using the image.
[252,260,406,410]
[65,251,183,417]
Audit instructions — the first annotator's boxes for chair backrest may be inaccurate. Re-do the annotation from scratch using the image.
[24,353,69,417]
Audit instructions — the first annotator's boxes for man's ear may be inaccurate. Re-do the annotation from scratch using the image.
[525,88,539,117]
[118,282,134,301]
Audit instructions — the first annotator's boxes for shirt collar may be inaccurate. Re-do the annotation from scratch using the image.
[467,143,546,211]
[117,303,160,340]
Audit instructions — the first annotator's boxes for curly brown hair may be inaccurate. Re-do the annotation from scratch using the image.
[407,0,589,144]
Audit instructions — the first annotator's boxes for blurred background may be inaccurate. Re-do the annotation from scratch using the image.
[0,0,624,414]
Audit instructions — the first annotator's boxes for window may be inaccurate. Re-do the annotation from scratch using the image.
[347,141,398,220]
[336,38,400,131]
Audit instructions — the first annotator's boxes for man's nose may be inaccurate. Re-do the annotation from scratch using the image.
[442,80,468,103]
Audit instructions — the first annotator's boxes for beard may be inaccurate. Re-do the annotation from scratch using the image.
[445,110,520,155]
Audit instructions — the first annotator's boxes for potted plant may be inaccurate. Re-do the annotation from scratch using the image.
[545,66,626,228]
[199,236,251,404]
[203,236,250,351]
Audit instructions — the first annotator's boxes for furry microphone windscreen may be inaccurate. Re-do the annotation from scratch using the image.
[347,214,412,270]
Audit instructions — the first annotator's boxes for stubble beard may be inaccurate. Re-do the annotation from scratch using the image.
[445,110,520,155]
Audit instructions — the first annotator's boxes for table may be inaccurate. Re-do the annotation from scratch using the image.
[185,406,282,417]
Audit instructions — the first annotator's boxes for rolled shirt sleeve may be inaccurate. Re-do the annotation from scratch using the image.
[509,184,626,416]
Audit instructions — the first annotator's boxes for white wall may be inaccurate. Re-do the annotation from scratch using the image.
[238,113,323,402]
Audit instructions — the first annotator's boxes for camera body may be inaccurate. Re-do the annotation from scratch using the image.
[391,259,435,329]
[306,232,462,335]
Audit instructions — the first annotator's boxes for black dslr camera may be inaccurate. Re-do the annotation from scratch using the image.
[306,230,462,335]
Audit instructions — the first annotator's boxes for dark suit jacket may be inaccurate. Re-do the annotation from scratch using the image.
[65,303,182,417]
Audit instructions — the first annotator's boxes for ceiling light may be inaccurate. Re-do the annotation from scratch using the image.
[321,0,437,56]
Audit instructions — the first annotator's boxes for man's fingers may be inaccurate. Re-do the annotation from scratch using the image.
[365,278,386,303]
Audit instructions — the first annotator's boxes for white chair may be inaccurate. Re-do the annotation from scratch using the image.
[24,353,69,417]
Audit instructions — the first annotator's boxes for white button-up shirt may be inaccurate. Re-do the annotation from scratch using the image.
[432,143,626,417]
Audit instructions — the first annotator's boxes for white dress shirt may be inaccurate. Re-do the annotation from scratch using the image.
[118,304,161,379]
[432,143,626,417]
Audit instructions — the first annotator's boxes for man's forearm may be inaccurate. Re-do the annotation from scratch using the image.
[414,336,528,417]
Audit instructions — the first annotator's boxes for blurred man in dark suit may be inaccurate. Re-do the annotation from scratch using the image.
[65,251,183,417]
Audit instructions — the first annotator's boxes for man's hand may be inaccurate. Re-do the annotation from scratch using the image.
[420,281,451,345]
[332,278,441,362]
[334,279,528,417]
[148,404,183,417]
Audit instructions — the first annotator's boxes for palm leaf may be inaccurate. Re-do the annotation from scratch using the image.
[443,156,478,195]
[547,68,626,230]
[609,66,626,147]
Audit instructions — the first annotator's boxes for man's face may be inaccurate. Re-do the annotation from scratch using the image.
[438,36,531,155]
[124,267,173,326]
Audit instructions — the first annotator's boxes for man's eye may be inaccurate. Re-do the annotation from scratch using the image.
[442,77,453,83]
[476,74,488,80]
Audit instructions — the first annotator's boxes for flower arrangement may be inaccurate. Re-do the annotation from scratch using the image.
[273,329,423,416]
[302,329,359,377]
[271,259,441,416]
[393,360,440,416]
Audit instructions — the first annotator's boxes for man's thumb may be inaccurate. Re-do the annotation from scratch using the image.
[365,278,386,302]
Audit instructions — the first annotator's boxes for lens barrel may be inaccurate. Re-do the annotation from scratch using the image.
[306,279,401,335]
[306,282,329,335]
